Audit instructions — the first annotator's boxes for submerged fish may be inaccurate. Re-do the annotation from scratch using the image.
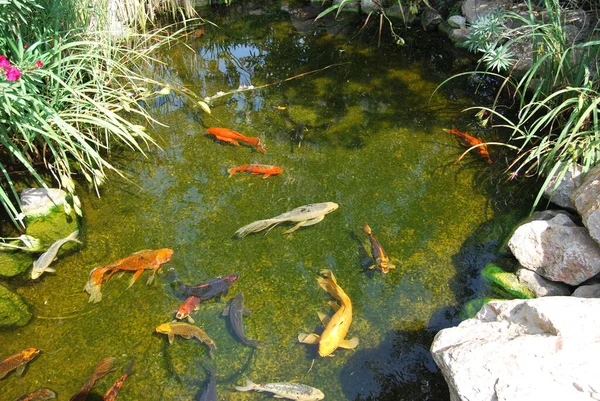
[228,164,283,179]
[176,295,202,323]
[235,377,324,401]
[206,127,266,153]
[15,388,56,401]
[298,269,359,357]
[235,202,339,238]
[0,348,41,380]
[31,230,81,279]
[70,357,116,401]
[155,321,217,358]
[363,223,396,273]
[84,248,173,303]
[177,273,240,299]
[102,360,134,401]
[443,127,492,164]
[222,292,264,349]
[196,364,217,401]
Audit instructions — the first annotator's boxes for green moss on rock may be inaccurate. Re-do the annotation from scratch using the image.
[0,284,32,328]
[460,297,497,320]
[25,206,80,251]
[482,263,535,299]
[0,251,34,278]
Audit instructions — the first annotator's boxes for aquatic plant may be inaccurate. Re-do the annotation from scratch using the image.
[449,0,600,210]
[0,0,207,228]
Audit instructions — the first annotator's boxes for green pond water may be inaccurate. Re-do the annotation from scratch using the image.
[1,2,532,400]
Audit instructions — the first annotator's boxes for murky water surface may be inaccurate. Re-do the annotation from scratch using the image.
[1,2,530,400]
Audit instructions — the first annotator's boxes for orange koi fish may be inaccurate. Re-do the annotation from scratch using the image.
[443,127,492,164]
[206,127,266,152]
[363,224,396,274]
[102,360,134,401]
[176,295,201,322]
[84,249,173,303]
[0,348,41,380]
[228,164,282,179]
[70,357,115,401]
[16,388,56,401]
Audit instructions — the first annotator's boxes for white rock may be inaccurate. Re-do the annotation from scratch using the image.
[431,297,600,401]
[572,165,600,247]
[20,188,67,218]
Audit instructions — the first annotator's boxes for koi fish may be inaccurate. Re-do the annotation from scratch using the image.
[31,230,81,279]
[228,164,283,179]
[235,377,324,401]
[102,360,134,401]
[175,273,240,322]
[443,127,492,164]
[175,296,201,323]
[363,224,396,273]
[206,127,266,152]
[0,348,41,380]
[222,292,264,349]
[156,321,217,358]
[15,388,56,401]
[196,364,217,401]
[235,202,339,238]
[84,248,173,303]
[298,270,359,357]
[70,357,116,401]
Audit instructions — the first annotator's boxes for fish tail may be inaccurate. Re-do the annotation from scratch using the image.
[235,218,278,238]
[362,223,372,235]
[67,230,82,244]
[84,280,103,303]
[235,377,257,392]
[228,168,235,178]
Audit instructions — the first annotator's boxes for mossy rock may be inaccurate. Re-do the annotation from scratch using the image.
[25,205,80,251]
[482,263,535,299]
[0,251,34,278]
[0,284,32,328]
[460,297,497,320]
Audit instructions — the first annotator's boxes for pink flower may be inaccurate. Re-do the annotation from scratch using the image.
[35,61,43,68]
[0,56,9,68]
[6,66,21,81]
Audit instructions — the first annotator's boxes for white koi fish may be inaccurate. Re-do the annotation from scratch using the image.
[31,230,81,279]
[235,377,324,400]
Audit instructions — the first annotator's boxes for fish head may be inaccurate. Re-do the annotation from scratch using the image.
[30,266,43,279]
[155,323,172,334]
[157,248,174,263]
[175,310,187,320]
[23,348,41,360]
[318,337,338,357]
[314,389,325,400]
[224,273,240,284]
[323,202,339,214]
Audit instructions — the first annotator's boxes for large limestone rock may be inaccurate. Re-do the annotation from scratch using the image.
[507,210,600,285]
[572,164,600,247]
[431,297,600,401]
[543,162,584,210]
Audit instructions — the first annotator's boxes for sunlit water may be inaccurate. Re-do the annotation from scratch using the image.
[0,2,531,400]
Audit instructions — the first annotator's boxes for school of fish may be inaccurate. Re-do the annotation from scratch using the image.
[9,122,499,399]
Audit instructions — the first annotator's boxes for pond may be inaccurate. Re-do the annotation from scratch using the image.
[1,2,532,400]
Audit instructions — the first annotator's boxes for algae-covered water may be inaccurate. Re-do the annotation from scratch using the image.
[0,2,531,400]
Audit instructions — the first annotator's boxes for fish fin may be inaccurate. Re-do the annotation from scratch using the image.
[284,215,325,233]
[222,305,230,316]
[339,337,359,349]
[187,316,195,323]
[234,377,256,392]
[328,300,341,312]
[15,363,27,376]
[0,371,7,379]
[242,307,251,316]
[317,311,330,327]
[168,334,175,344]
[127,270,144,288]
[228,168,235,178]
[298,333,320,344]
[262,174,269,179]
[45,268,57,273]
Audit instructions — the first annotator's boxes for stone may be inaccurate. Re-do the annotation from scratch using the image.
[507,210,600,285]
[481,263,535,299]
[0,251,34,278]
[421,8,443,31]
[334,0,359,13]
[0,284,32,328]
[572,284,600,298]
[20,188,67,218]
[461,0,512,23]
[515,267,572,297]
[543,162,584,210]
[571,165,600,247]
[431,297,600,401]
[447,15,466,29]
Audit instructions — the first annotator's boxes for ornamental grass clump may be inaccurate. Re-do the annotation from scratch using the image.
[449,0,600,210]
[0,0,206,228]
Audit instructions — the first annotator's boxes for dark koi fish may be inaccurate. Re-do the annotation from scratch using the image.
[443,127,492,164]
[228,164,283,179]
[102,360,134,401]
[196,364,217,401]
[177,273,240,300]
[206,127,266,152]
[15,388,56,401]
[70,357,115,401]
[363,224,396,274]
[0,348,41,380]
[223,292,264,349]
